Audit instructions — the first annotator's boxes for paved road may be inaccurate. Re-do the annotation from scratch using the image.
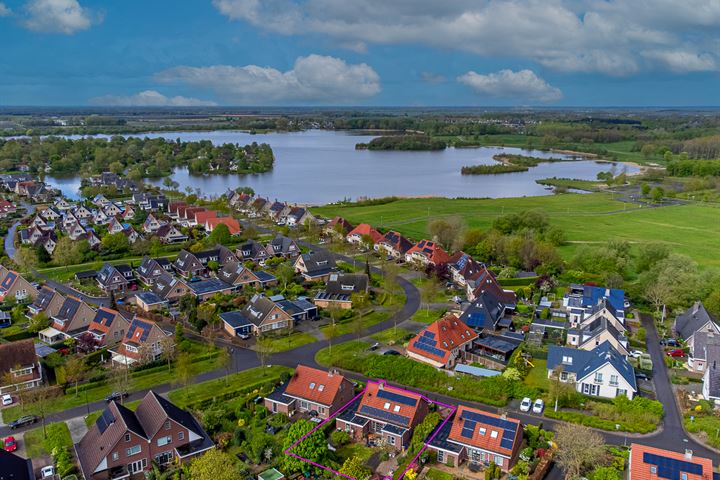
[4,202,34,258]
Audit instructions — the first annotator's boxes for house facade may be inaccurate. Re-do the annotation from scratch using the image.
[406,315,478,369]
[110,318,171,367]
[313,273,369,309]
[0,339,43,394]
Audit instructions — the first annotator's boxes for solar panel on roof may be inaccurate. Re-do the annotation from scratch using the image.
[461,427,474,438]
[413,340,445,358]
[360,405,410,426]
[96,408,115,434]
[377,389,418,407]
[500,438,514,450]
[643,453,704,480]
[422,330,436,339]
[462,410,518,443]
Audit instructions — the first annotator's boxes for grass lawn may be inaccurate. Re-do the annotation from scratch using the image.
[411,308,446,324]
[316,340,369,367]
[371,327,411,345]
[312,193,720,268]
[425,468,454,480]
[410,277,450,303]
[523,359,549,392]
[684,414,720,449]
[336,443,375,463]
[38,254,179,282]
[3,342,220,422]
[320,310,391,337]
[24,422,73,458]
[262,331,317,353]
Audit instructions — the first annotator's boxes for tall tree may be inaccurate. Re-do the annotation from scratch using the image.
[255,335,274,370]
[175,351,194,396]
[419,277,440,314]
[339,456,371,480]
[217,347,232,383]
[52,236,84,266]
[554,423,606,480]
[275,262,296,293]
[283,419,329,475]
[64,355,88,397]
[20,386,61,438]
[428,216,465,250]
[189,448,242,480]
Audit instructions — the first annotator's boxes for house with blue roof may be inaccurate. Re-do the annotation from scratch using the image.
[547,341,637,399]
[563,284,626,324]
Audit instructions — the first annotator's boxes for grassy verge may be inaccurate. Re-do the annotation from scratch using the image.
[261,331,317,353]
[371,327,411,345]
[320,310,391,337]
[684,414,720,449]
[523,359,549,390]
[336,443,375,463]
[426,468,454,480]
[411,309,446,324]
[24,422,73,458]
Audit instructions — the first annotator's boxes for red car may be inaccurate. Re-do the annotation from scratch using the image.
[667,349,685,357]
[4,436,17,452]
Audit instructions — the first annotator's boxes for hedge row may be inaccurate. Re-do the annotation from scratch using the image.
[498,277,539,287]
[544,409,657,433]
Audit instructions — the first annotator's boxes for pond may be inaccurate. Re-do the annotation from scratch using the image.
[43,130,637,204]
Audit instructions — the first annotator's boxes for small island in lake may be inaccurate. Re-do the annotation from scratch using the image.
[355,135,447,151]
[461,153,569,175]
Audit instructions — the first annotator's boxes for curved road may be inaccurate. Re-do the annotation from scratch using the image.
[4,202,34,259]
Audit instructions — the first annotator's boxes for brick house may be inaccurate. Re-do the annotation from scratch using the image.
[27,286,66,318]
[83,308,131,348]
[75,391,213,480]
[335,380,429,451]
[628,443,714,480]
[39,296,96,343]
[0,270,39,302]
[0,339,43,394]
[406,315,478,369]
[428,406,523,472]
[151,272,191,303]
[110,318,171,368]
[264,365,355,419]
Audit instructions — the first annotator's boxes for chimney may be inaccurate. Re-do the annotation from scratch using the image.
[685,449,693,460]
[378,381,384,390]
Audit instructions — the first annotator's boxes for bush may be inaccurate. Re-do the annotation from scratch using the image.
[330,430,350,447]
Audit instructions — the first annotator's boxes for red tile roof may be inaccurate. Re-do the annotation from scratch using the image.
[406,240,450,265]
[629,444,713,480]
[347,224,383,244]
[206,217,241,235]
[328,217,354,234]
[284,365,351,407]
[406,314,478,365]
[194,210,217,225]
[448,406,522,457]
[357,381,425,428]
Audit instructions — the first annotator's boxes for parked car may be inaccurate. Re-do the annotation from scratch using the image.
[635,372,650,381]
[105,391,129,403]
[629,350,644,358]
[368,342,380,351]
[660,338,680,347]
[532,399,545,414]
[1,394,12,406]
[9,415,38,429]
[4,436,17,452]
[519,397,532,412]
[40,466,55,479]
[383,350,400,356]
[667,349,685,357]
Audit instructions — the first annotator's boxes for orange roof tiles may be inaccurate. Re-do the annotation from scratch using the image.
[629,443,714,480]
[206,217,241,235]
[358,381,425,428]
[406,314,478,365]
[406,240,450,265]
[284,365,350,407]
[347,224,384,244]
[194,210,217,225]
[448,405,521,457]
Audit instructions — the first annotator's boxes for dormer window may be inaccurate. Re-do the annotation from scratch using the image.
[318,385,325,392]
[309,383,316,390]
[393,405,400,412]
[383,402,390,410]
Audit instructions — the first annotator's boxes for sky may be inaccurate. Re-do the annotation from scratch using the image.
[0,0,719,107]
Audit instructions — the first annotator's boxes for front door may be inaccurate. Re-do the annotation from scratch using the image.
[128,459,147,474]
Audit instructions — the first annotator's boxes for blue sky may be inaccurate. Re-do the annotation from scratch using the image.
[1,0,719,107]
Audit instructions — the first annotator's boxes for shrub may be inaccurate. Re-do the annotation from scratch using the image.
[330,430,350,447]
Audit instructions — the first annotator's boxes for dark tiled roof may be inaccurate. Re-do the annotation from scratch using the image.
[0,448,34,480]
[548,341,637,391]
[675,301,719,340]
[0,339,37,375]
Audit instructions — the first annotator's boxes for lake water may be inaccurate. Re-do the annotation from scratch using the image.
[43,130,637,204]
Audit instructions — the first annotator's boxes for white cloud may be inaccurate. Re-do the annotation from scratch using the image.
[0,3,11,16]
[458,69,563,103]
[89,90,217,107]
[212,0,720,76]
[155,54,381,104]
[641,50,717,72]
[23,0,99,34]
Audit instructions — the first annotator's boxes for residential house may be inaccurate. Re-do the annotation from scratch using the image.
[136,257,172,286]
[460,290,513,333]
[103,203,123,218]
[65,221,88,240]
[294,250,337,282]
[0,339,43,394]
[110,317,171,367]
[273,295,318,322]
[266,201,286,222]
[447,252,486,291]
[284,206,314,227]
[266,235,300,258]
[405,240,450,267]
[563,284,626,324]
[75,390,213,480]
[142,213,165,233]
[134,292,168,312]
[84,307,131,348]
[566,302,629,356]
[249,197,268,216]
[264,365,354,419]
[335,380,429,451]
[628,444,714,480]
[547,341,637,399]
[173,246,235,277]
[39,206,61,221]
[187,278,234,301]
[168,201,187,219]
[324,217,354,238]
[192,210,217,227]
[218,261,277,289]
[375,231,413,259]
[154,224,188,244]
[107,218,127,235]
[0,270,39,302]
[0,199,16,218]
[235,239,271,263]
[92,208,110,225]
[73,205,93,220]
[406,315,478,369]
[228,190,253,208]
[152,272,191,303]
[54,198,73,211]
[688,332,720,374]
[27,286,66,318]
[313,273,369,309]
[220,294,294,336]
[34,230,57,254]
[428,406,523,472]
[702,344,720,404]
[96,263,129,294]
[346,223,383,246]
[673,301,720,346]
[0,449,34,480]
[40,296,96,343]
[205,216,241,236]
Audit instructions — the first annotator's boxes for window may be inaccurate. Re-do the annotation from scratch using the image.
[437,450,445,463]
[594,372,603,383]
[126,445,141,456]
[318,385,325,392]
[560,371,568,381]
[387,435,396,445]
[681,474,688,480]
[309,383,316,390]
[479,427,486,435]
[383,402,391,410]
[610,375,619,386]
[490,431,498,439]
[393,405,401,413]
[178,432,184,441]
[157,436,172,447]
[562,355,573,365]
[650,467,657,474]
[125,434,131,442]
[494,456,504,467]
[112,452,119,461]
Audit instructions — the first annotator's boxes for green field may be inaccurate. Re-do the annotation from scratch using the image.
[312,193,720,267]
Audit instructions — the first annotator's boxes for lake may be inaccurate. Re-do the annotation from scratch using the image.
[43,130,638,204]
